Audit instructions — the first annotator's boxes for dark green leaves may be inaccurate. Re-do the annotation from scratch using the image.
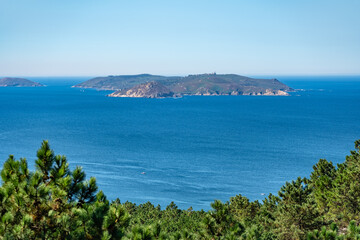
[1,140,360,239]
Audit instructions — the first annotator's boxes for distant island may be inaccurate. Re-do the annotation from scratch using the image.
[73,73,293,98]
[0,77,43,87]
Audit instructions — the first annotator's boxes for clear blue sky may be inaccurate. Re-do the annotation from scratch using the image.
[1,0,359,76]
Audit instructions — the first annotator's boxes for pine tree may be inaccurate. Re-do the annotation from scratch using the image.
[275,177,321,240]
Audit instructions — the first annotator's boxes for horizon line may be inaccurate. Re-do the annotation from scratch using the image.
[1,73,360,78]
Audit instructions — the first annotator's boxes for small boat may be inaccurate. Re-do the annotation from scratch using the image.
[141,172,146,175]
[260,193,265,196]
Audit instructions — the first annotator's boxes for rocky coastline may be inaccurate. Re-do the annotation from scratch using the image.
[75,73,293,98]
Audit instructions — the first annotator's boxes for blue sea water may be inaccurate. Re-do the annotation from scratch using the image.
[0,76,359,210]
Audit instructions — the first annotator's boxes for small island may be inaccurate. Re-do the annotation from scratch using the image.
[0,77,43,87]
[74,73,293,98]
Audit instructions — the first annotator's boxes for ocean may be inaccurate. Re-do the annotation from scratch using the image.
[0,76,359,210]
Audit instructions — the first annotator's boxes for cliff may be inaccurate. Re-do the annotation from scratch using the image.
[108,81,177,98]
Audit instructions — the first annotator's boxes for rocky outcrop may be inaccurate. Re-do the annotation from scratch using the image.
[189,88,289,96]
[108,81,177,98]
[108,84,290,98]
[0,78,43,87]
[258,89,289,96]
[263,89,289,96]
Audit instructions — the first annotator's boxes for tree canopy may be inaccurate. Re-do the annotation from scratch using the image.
[1,140,360,239]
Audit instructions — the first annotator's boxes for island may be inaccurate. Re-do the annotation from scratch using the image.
[0,77,43,87]
[73,73,293,98]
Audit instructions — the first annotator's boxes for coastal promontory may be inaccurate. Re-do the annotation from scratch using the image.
[0,77,43,87]
[108,81,177,98]
[74,73,293,98]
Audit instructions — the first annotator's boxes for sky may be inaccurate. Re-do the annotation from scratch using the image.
[0,0,359,76]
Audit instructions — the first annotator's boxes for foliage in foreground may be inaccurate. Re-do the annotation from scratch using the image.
[1,140,360,239]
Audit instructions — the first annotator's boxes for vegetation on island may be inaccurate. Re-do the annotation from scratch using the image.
[1,140,360,239]
[74,73,292,97]
[0,78,43,87]
[108,81,178,98]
